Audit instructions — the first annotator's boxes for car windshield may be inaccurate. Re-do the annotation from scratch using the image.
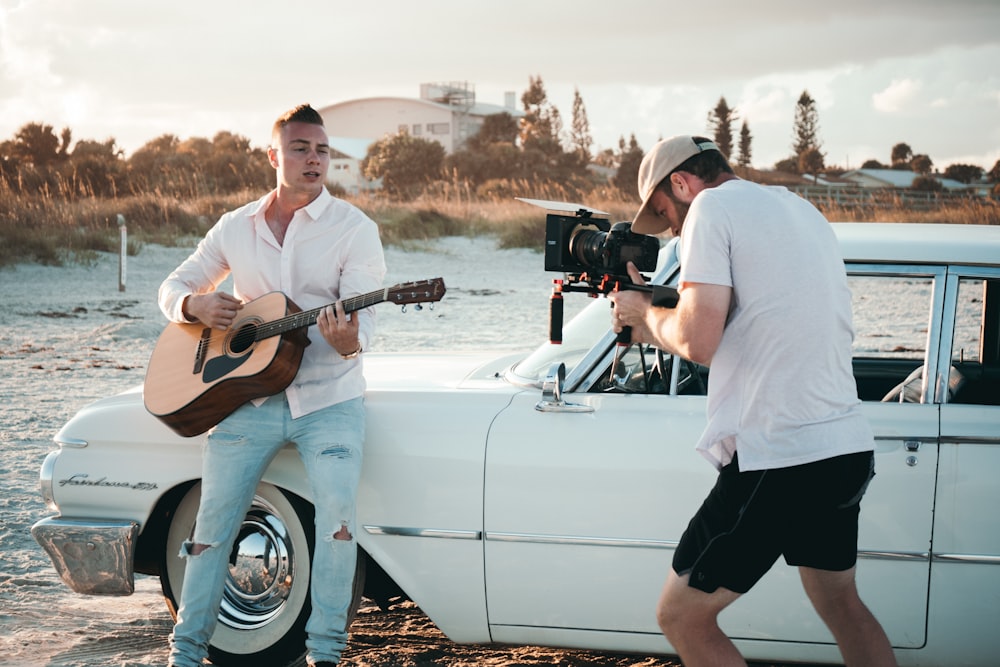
[510,238,681,385]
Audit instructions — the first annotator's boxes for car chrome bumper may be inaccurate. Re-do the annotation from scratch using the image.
[31,517,139,595]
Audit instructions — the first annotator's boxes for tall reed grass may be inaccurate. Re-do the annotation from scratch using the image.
[1,177,996,268]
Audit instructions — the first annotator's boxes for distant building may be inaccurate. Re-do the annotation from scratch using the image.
[318,82,522,191]
[326,137,377,195]
[840,168,969,192]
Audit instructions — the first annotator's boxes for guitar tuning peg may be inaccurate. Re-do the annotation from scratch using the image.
[401,305,407,313]
[415,304,423,311]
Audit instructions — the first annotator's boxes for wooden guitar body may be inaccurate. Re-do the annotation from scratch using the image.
[144,292,311,437]
[143,279,445,437]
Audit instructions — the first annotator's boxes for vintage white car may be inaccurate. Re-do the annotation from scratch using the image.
[33,222,1000,666]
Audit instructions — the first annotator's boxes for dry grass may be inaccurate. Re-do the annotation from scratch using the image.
[1,177,996,268]
[818,198,1000,226]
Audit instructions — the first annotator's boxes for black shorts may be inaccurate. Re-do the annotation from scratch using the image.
[672,450,875,594]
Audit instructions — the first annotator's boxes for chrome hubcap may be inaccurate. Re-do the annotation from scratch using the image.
[219,496,297,630]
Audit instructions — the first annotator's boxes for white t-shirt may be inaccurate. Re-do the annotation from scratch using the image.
[679,179,874,472]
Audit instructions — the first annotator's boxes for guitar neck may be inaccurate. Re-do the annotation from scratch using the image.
[255,289,387,341]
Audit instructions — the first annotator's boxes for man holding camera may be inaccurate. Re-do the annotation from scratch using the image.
[609,136,896,667]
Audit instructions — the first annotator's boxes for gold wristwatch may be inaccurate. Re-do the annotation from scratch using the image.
[340,343,362,360]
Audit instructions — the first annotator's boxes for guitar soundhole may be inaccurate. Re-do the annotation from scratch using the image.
[228,322,259,355]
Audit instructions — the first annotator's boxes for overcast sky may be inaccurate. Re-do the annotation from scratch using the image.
[2,0,998,172]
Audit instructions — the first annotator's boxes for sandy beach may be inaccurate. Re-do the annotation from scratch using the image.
[1,236,700,666]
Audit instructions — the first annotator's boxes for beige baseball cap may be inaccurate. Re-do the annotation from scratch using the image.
[632,136,720,235]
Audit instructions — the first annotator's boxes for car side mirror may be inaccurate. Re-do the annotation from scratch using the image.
[535,363,594,413]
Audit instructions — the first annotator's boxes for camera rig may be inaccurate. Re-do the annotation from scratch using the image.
[517,198,678,345]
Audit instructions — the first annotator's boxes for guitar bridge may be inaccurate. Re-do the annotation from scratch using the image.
[193,328,211,374]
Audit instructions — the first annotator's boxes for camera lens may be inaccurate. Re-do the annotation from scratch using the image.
[569,228,609,270]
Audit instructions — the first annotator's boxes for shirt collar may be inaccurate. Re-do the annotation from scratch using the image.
[249,187,334,223]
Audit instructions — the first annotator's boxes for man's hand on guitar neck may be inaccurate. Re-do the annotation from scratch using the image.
[182,292,244,331]
[317,300,362,359]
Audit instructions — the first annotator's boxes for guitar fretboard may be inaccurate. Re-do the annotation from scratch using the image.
[253,288,389,342]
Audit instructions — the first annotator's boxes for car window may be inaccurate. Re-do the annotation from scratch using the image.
[849,274,935,403]
[510,298,612,385]
[511,238,682,386]
[948,277,1000,406]
[953,278,985,364]
[587,343,708,395]
[850,275,932,361]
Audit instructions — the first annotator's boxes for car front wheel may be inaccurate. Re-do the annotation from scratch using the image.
[160,481,363,666]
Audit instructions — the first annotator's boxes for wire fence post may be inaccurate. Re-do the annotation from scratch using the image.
[117,214,127,292]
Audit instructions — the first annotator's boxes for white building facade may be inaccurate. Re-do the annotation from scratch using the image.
[317,82,521,191]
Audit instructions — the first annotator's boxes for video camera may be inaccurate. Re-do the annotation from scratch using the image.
[517,198,678,345]
[544,214,659,277]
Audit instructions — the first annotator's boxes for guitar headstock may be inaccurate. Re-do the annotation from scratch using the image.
[386,278,446,307]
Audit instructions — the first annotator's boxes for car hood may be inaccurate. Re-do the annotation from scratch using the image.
[362,350,526,392]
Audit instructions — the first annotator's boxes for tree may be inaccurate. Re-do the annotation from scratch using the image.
[612,134,643,199]
[569,88,593,166]
[988,159,1000,183]
[444,142,522,186]
[736,120,752,169]
[593,147,617,169]
[467,113,519,151]
[12,122,66,167]
[206,131,271,191]
[911,175,943,192]
[707,97,736,159]
[798,146,826,182]
[361,131,445,197]
[448,113,523,186]
[943,163,984,184]
[890,143,913,170]
[861,159,886,169]
[519,75,562,158]
[773,156,799,173]
[910,154,933,175]
[791,91,821,163]
[63,138,125,197]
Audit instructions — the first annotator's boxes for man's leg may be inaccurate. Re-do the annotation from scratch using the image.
[656,568,745,667]
[168,401,283,667]
[799,566,897,667]
[293,397,365,666]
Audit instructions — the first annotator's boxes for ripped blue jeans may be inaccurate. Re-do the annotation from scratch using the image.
[168,394,364,667]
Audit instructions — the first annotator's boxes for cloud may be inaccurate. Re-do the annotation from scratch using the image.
[873,79,924,113]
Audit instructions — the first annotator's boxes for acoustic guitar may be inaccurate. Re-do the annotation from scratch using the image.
[144,278,445,437]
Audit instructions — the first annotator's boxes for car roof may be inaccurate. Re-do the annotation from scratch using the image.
[832,222,1000,267]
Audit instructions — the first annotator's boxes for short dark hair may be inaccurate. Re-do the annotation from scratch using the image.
[272,104,324,141]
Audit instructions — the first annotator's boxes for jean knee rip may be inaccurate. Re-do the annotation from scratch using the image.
[179,539,222,558]
[325,521,354,542]
[320,444,355,459]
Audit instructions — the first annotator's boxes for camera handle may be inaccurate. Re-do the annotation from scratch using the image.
[549,280,564,344]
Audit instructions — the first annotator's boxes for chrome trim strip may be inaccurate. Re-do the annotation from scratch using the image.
[39,450,58,511]
[363,527,998,565]
[363,525,482,540]
[487,532,678,549]
[934,553,1000,565]
[859,550,930,562]
[872,435,1000,446]
[55,436,88,449]
[940,437,1000,445]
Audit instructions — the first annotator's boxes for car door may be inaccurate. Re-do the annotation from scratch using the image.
[932,268,1000,655]
[484,369,712,638]
[483,265,942,650]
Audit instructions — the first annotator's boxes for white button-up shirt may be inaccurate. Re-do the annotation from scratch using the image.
[158,188,387,418]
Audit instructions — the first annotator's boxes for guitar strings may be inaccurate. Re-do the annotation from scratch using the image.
[193,280,440,349]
